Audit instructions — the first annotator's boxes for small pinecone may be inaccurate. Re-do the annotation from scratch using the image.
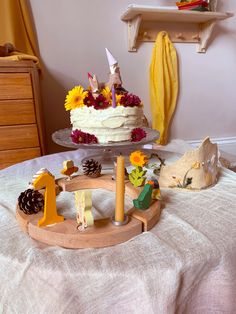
[18,189,44,215]
[82,159,102,178]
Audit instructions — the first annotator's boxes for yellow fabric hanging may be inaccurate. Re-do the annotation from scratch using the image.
[149,31,179,145]
[0,51,39,65]
[0,0,39,58]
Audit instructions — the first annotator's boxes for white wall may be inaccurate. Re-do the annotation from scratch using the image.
[29,0,236,154]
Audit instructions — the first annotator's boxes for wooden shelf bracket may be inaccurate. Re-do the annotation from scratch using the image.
[128,14,142,52]
[197,20,216,53]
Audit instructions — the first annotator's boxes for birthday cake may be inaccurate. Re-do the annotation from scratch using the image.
[65,48,147,144]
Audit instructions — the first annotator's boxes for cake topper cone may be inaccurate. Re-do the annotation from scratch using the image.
[105,48,118,74]
[105,48,123,90]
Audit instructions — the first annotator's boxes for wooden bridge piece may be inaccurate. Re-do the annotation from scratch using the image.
[15,174,161,249]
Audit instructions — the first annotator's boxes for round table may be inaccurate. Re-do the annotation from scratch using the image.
[1,139,236,313]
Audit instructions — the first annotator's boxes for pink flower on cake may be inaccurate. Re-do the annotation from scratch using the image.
[71,129,98,144]
[84,91,95,107]
[131,128,147,142]
[120,93,142,107]
[93,94,109,110]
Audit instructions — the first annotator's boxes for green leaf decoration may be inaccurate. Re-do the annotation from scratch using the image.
[129,166,146,187]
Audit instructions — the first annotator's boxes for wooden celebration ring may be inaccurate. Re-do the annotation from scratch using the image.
[16,174,161,249]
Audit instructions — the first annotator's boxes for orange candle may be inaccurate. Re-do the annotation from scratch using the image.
[115,155,125,222]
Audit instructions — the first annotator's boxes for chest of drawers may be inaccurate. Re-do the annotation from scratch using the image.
[0,60,45,169]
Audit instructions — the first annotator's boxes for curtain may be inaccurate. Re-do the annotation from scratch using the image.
[149,31,179,145]
[0,0,38,57]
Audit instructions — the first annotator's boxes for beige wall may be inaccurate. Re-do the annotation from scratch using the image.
[29,0,236,154]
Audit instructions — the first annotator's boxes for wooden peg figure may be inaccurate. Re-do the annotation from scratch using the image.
[61,160,78,180]
[133,183,153,210]
[88,73,100,97]
[75,190,94,231]
[147,179,162,200]
[33,172,64,227]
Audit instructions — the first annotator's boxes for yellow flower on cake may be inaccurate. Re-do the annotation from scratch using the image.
[65,86,88,111]
[130,150,148,167]
[115,93,122,106]
[101,86,122,106]
[101,87,112,104]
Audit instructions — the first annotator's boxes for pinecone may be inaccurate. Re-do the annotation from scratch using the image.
[82,159,102,178]
[18,189,44,215]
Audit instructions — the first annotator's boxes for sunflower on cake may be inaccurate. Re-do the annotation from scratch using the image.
[64,48,147,144]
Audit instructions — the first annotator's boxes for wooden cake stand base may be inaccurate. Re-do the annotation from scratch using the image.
[16,174,161,249]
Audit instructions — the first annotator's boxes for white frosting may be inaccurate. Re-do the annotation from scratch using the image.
[70,106,144,143]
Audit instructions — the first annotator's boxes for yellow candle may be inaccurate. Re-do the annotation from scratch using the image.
[115,155,125,222]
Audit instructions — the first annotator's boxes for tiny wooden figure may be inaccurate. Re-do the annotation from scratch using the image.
[29,168,60,195]
[88,73,100,96]
[33,172,64,227]
[105,48,123,90]
[147,179,162,200]
[28,168,50,188]
[61,160,79,180]
[75,190,94,231]
[133,183,153,210]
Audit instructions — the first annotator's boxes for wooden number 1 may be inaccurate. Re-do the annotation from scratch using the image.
[33,172,64,227]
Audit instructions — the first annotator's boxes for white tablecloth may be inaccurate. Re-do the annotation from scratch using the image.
[1,140,236,313]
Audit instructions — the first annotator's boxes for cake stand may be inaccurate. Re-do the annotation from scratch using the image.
[52,127,159,167]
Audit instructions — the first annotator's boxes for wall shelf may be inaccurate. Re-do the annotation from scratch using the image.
[121,4,234,52]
